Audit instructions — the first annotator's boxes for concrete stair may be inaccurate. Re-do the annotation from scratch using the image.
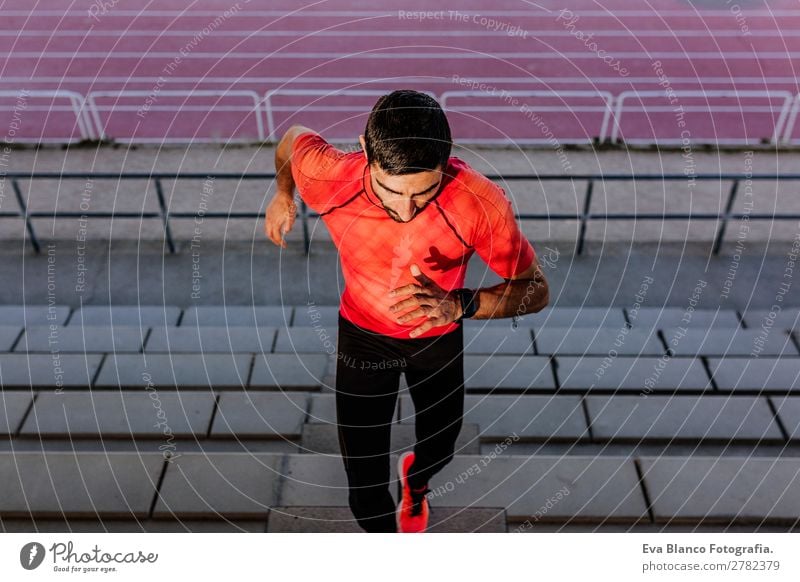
[1,303,799,532]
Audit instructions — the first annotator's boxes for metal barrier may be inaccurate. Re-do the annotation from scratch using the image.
[264,89,438,141]
[0,90,94,142]
[5,87,800,145]
[3,172,798,256]
[440,90,615,144]
[781,94,800,145]
[612,90,795,145]
[86,89,266,143]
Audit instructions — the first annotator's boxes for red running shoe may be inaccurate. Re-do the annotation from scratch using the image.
[396,451,430,533]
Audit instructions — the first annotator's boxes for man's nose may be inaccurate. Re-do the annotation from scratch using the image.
[391,198,416,221]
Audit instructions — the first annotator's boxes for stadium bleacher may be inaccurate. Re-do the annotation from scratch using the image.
[2,0,800,534]
[1,303,798,531]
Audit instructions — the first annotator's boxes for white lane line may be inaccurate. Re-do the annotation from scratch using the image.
[0,30,796,37]
[2,10,800,16]
[4,51,798,59]
[0,76,797,84]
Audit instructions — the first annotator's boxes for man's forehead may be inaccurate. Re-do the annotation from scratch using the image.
[375,176,441,197]
[373,165,444,194]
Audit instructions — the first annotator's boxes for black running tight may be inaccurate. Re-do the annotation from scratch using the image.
[334,312,465,533]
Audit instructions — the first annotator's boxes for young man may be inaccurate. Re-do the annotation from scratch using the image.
[265,90,549,533]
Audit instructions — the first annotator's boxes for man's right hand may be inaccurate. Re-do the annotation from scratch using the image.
[265,191,297,248]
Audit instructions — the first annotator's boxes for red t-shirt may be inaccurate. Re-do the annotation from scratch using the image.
[290,131,536,339]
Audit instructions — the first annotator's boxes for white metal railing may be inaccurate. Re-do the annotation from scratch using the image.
[264,88,438,141]
[611,90,795,145]
[3,87,800,146]
[86,89,265,143]
[440,90,614,144]
[0,90,93,142]
[780,94,800,145]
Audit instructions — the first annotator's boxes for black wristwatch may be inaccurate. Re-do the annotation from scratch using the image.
[454,288,479,322]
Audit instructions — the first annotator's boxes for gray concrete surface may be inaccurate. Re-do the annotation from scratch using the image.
[3,141,800,532]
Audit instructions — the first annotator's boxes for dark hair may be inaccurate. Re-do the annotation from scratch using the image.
[363,90,452,175]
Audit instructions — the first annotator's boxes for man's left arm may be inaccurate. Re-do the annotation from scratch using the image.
[388,255,548,337]
[388,185,549,337]
[465,184,549,319]
[467,252,549,320]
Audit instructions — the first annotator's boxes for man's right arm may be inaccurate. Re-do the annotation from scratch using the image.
[265,125,315,248]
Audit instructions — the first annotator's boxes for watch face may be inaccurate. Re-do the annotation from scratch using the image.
[462,289,477,319]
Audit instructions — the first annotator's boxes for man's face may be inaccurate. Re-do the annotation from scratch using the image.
[360,132,443,223]
[368,162,443,223]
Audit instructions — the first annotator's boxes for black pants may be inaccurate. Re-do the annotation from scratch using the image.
[335,313,465,533]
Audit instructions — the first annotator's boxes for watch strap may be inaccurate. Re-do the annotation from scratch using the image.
[456,288,478,321]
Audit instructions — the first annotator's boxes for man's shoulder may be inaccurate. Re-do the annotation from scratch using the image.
[293,132,365,183]
[443,156,509,211]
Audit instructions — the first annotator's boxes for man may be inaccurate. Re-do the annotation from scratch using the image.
[265,90,549,533]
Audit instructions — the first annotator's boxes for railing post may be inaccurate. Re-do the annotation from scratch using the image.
[576,179,594,255]
[712,179,739,255]
[154,178,176,254]
[12,178,40,254]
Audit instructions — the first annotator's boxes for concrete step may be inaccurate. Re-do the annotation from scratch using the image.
[708,357,800,392]
[265,506,507,532]
[3,517,796,533]
[741,308,800,332]
[0,305,70,326]
[660,327,798,357]
[71,306,181,326]
[397,394,589,441]
[640,456,800,525]
[534,326,664,356]
[0,327,22,351]
[275,326,537,355]
[2,305,769,336]
[181,306,291,327]
[299,423,481,455]
[627,307,743,331]
[16,322,799,360]
[144,326,277,353]
[0,519,269,533]
[554,355,712,392]
[19,325,146,353]
[2,452,797,526]
[6,391,799,447]
[9,350,799,394]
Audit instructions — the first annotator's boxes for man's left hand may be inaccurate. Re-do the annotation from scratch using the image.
[388,263,463,338]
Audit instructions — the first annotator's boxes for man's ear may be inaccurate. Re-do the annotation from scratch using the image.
[358,134,366,151]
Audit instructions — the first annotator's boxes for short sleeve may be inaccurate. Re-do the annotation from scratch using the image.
[290,131,350,212]
[471,184,536,279]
